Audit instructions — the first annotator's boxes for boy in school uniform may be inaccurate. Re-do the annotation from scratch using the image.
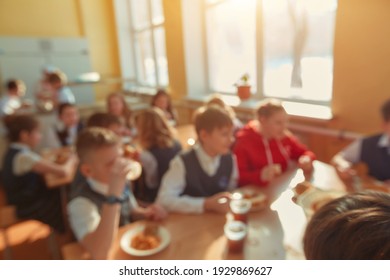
[332,98,390,183]
[0,79,29,117]
[156,105,239,214]
[39,103,83,149]
[67,127,166,259]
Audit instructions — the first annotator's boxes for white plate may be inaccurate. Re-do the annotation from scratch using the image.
[120,225,170,257]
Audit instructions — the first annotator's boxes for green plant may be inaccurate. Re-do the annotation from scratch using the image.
[234,73,250,87]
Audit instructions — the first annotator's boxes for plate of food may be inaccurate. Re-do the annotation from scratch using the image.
[231,188,267,212]
[296,189,346,218]
[120,223,170,257]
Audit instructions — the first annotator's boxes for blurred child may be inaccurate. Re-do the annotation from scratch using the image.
[39,103,83,149]
[133,108,182,202]
[0,79,29,117]
[156,105,238,214]
[304,191,390,259]
[106,92,134,136]
[2,114,76,232]
[233,98,315,187]
[332,98,390,183]
[47,71,75,107]
[87,112,123,136]
[151,89,177,126]
[206,93,243,137]
[67,127,167,259]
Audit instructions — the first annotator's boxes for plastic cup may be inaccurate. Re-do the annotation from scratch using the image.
[224,221,247,253]
[229,199,252,223]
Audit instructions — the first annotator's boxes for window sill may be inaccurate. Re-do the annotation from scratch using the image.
[183,94,333,122]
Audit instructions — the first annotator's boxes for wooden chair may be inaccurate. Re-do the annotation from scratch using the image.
[61,242,91,260]
[0,205,61,259]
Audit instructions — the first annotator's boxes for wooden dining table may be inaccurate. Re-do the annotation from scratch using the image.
[62,160,349,260]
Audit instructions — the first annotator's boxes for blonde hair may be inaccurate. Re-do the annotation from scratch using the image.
[256,98,286,118]
[206,94,237,119]
[76,127,120,162]
[135,108,176,149]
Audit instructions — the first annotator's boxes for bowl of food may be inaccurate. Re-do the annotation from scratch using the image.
[231,188,267,212]
[120,223,170,256]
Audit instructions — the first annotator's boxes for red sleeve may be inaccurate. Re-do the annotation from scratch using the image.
[233,140,269,187]
[287,135,316,161]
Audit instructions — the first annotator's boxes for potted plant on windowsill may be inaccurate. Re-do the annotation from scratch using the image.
[234,73,251,101]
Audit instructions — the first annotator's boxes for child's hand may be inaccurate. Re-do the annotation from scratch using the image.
[108,158,132,197]
[298,155,313,173]
[204,192,231,214]
[141,204,168,221]
[260,164,281,182]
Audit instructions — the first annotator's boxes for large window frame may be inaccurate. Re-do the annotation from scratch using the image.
[114,0,169,89]
[203,0,337,106]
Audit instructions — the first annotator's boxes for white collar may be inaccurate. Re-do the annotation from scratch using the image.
[10,143,31,151]
[378,134,390,148]
[194,144,221,164]
[86,177,109,196]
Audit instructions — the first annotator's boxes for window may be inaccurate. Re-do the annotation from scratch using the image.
[114,0,169,88]
[204,0,337,105]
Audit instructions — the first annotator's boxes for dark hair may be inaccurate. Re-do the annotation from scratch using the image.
[6,79,24,92]
[76,127,120,162]
[3,114,39,142]
[151,89,176,122]
[381,99,390,122]
[303,191,390,260]
[193,105,233,135]
[87,112,122,128]
[58,103,76,116]
[256,98,285,118]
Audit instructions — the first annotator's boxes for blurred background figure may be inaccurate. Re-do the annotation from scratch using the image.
[151,89,177,126]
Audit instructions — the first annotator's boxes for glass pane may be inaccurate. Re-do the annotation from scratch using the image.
[263,0,337,102]
[154,27,169,86]
[134,31,156,86]
[151,0,164,25]
[130,0,150,30]
[206,0,257,93]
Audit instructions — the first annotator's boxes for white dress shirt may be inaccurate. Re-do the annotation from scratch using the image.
[156,144,238,214]
[0,95,21,116]
[339,134,390,164]
[10,143,41,175]
[67,178,138,241]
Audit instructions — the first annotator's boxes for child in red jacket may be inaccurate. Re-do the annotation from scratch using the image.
[233,99,315,187]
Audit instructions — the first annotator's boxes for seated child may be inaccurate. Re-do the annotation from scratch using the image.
[2,114,76,232]
[0,79,30,117]
[132,108,182,202]
[47,70,75,107]
[86,112,123,135]
[303,191,390,259]
[106,92,134,136]
[206,93,243,138]
[332,98,390,183]
[151,89,177,126]
[67,127,167,259]
[233,98,315,187]
[156,105,238,214]
[40,103,83,149]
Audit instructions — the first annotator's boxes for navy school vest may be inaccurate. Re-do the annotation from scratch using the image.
[360,134,390,181]
[180,149,233,197]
